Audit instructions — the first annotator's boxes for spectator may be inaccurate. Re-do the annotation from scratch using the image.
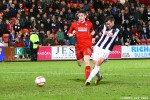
[56,27,65,45]
[130,35,139,45]
[129,15,136,27]
[24,16,31,29]
[3,8,11,20]
[115,36,123,45]
[55,16,64,30]
[135,0,142,7]
[124,7,130,20]
[38,0,46,12]
[64,39,70,46]
[124,0,130,8]
[30,17,36,29]
[23,37,30,58]
[59,1,68,11]
[47,7,54,18]
[30,31,39,61]
[63,24,69,40]
[9,3,18,17]
[93,0,104,11]
[59,8,67,20]
[14,37,24,47]
[6,0,13,10]
[123,19,132,30]
[45,18,52,31]
[4,19,12,34]
[13,19,22,33]
[0,0,7,12]
[111,6,119,19]
[117,12,123,26]
[123,27,133,44]
[83,0,90,11]
[38,23,46,45]
[18,3,25,13]
[141,5,150,22]
[103,0,111,9]
[133,7,142,22]
[0,18,5,41]
[66,9,75,22]
[28,8,37,18]
[41,13,48,24]
[140,21,149,39]
[44,30,55,46]
[8,30,17,46]
[53,0,61,11]
[70,3,80,13]
[16,13,25,28]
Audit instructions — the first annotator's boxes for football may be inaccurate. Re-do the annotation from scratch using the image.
[35,76,46,86]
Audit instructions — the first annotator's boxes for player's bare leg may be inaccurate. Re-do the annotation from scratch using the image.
[77,59,83,67]
[84,55,91,66]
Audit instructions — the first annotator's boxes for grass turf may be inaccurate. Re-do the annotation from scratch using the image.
[0,60,150,100]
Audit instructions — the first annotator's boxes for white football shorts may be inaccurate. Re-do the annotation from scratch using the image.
[92,46,111,61]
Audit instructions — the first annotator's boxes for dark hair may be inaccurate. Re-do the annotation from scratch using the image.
[78,9,86,14]
[105,15,115,23]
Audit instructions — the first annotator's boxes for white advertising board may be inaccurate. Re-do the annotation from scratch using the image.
[52,46,76,60]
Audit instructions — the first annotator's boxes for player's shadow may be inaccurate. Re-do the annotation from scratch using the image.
[68,78,112,85]
[68,78,85,82]
[94,81,112,86]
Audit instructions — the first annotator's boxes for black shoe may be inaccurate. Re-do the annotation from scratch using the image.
[95,75,103,85]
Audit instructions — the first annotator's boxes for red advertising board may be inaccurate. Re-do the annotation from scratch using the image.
[108,46,121,59]
[37,46,52,61]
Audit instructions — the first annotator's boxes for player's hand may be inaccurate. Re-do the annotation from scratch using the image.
[72,30,76,35]
[92,38,95,44]
[91,30,95,36]
[68,30,76,37]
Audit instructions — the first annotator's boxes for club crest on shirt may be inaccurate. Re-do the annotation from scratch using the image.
[78,27,87,32]
[85,23,88,26]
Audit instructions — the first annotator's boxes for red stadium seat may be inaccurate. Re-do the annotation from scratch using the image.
[146,39,150,45]
[140,39,147,45]
[21,28,29,36]
[11,17,16,26]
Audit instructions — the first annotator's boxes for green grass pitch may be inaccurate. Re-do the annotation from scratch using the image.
[0,60,150,100]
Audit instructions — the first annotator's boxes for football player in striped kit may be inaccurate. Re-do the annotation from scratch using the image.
[85,15,121,86]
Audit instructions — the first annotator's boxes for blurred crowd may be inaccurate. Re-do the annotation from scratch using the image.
[0,0,150,48]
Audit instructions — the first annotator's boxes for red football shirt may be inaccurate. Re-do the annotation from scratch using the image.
[67,21,94,48]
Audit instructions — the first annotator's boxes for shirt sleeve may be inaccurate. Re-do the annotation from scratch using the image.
[67,23,74,34]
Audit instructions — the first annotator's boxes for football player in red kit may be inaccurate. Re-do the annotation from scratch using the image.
[67,9,95,80]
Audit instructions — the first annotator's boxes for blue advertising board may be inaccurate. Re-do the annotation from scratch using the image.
[0,46,4,61]
[122,46,150,58]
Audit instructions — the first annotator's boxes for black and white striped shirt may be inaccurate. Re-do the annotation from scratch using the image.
[95,25,120,51]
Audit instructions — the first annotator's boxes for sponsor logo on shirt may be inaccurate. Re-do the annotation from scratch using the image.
[104,31,113,37]
[78,27,87,32]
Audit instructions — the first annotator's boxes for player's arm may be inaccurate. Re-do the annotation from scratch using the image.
[90,23,96,44]
[67,24,76,37]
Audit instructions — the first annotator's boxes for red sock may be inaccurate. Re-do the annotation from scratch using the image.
[85,66,91,80]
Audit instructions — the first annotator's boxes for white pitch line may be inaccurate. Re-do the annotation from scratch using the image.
[0,72,150,76]
[0,72,84,74]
